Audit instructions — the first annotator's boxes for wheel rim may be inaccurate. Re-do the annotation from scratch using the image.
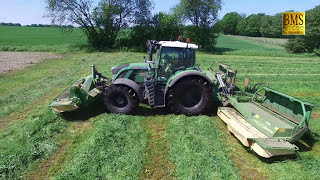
[111,93,128,108]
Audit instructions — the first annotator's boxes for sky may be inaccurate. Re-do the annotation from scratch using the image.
[0,0,319,25]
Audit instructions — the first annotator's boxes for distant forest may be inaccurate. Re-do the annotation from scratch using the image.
[0,22,74,28]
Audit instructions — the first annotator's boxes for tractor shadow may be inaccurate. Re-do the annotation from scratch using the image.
[135,106,170,116]
[295,132,319,152]
[59,100,220,120]
[60,101,106,121]
[134,101,219,117]
[257,153,299,164]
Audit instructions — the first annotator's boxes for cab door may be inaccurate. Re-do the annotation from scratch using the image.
[156,47,184,83]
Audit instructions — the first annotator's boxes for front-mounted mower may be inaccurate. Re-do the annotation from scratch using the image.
[49,39,313,158]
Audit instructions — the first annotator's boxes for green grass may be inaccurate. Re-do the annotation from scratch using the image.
[0,26,87,53]
[167,115,240,179]
[215,34,313,57]
[0,52,146,179]
[54,114,147,179]
[229,35,289,46]
[0,34,319,179]
[0,108,68,179]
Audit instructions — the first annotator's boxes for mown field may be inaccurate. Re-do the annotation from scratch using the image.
[0,27,319,180]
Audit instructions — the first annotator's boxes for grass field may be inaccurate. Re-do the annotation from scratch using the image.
[228,35,289,46]
[215,34,314,57]
[0,29,319,179]
[0,26,87,53]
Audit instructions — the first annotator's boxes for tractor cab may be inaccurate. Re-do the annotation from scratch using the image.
[148,40,198,83]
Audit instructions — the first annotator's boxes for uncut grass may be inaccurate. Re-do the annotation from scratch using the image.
[0,26,88,53]
[53,114,147,179]
[167,115,240,179]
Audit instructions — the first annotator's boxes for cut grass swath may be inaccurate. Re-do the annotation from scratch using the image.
[0,108,67,179]
[54,114,147,179]
[167,115,240,179]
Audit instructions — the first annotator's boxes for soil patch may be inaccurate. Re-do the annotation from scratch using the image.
[0,52,61,74]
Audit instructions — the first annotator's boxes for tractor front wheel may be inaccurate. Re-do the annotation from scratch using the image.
[167,77,211,116]
[103,85,138,114]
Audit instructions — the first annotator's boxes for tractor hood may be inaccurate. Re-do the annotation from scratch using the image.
[112,63,152,75]
[112,64,130,75]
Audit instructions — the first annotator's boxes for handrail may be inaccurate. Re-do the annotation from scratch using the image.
[252,87,307,127]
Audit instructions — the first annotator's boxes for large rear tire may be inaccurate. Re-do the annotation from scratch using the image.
[103,85,138,114]
[167,77,211,116]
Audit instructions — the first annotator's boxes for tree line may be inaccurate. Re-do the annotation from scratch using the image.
[0,22,22,26]
[0,22,74,28]
[45,0,222,51]
[218,12,283,38]
[218,5,320,55]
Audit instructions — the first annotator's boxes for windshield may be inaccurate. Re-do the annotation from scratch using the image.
[159,47,195,68]
[157,47,195,81]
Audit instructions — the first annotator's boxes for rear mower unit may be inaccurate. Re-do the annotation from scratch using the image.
[208,63,313,158]
[49,39,313,158]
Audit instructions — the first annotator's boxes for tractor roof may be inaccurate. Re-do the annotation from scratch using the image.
[159,41,198,49]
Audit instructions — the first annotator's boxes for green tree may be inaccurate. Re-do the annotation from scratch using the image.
[129,0,153,50]
[220,12,243,35]
[260,13,282,38]
[151,12,182,40]
[259,15,273,37]
[174,0,222,51]
[45,0,153,49]
[244,14,264,36]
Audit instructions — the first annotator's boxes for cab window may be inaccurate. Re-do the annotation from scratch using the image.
[158,47,195,80]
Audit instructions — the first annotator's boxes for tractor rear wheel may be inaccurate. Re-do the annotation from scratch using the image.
[103,85,138,114]
[167,77,211,115]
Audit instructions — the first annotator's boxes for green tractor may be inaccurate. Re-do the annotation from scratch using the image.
[103,40,212,115]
